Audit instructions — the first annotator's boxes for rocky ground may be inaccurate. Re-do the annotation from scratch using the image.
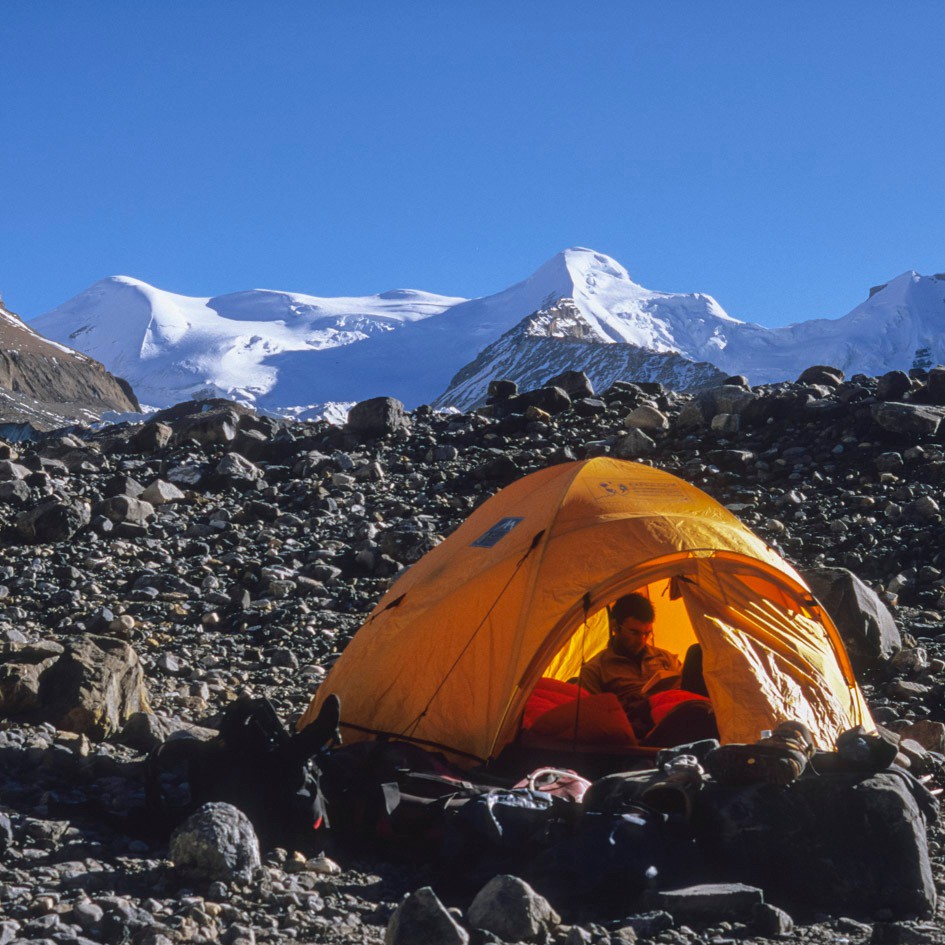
[2,365,945,944]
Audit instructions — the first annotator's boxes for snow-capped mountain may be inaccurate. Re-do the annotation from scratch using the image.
[31,249,744,412]
[30,249,945,415]
[715,269,945,382]
[32,276,463,410]
[435,300,727,410]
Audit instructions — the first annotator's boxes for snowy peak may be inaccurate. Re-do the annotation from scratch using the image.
[436,298,726,410]
[27,250,945,415]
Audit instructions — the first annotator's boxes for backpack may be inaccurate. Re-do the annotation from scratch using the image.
[145,693,341,850]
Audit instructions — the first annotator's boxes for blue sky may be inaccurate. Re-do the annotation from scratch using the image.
[2,2,944,326]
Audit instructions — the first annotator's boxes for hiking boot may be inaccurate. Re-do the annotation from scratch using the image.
[640,754,704,819]
[706,721,814,787]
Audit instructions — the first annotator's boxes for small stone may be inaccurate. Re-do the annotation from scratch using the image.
[467,874,560,943]
[304,855,342,875]
[386,887,469,945]
[752,903,794,936]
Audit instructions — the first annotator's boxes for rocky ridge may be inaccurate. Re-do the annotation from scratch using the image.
[0,291,139,434]
[435,300,727,410]
[1,366,945,943]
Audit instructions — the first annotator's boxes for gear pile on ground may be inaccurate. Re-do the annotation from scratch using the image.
[1,364,945,944]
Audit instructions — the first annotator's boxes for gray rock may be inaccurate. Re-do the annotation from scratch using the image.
[72,901,105,929]
[710,412,740,434]
[876,452,905,473]
[140,479,185,505]
[802,566,902,671]
[347,397,409,438]
[872,402,945,436]
[624,405,669,432]
[653,884,763,921]
[877,370,913,401]
[467,874,560,943]
[0,921,21,945]
[694,772,936,918]
[385,887,469,945]
[797,365,844,387]
[612,429,656,458]
[0,479,30,505]
[173,409,241,446]
[95,495,155,525]
[15,497,91,542]
[545,370,594,400]
[215,453,264,486]
[610,912,674,938]
[0,813,13,852]
[129,421,174,452]
[752,902,794,936]
[0,459,31,480]
[927,366,945,405]
[894,720,945,754]
[169,802,261,884]
[488,379,518,401]
[510,386,572,416]
[0,641,64,716]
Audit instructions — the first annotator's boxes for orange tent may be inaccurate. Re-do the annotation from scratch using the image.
[299,457,871,765]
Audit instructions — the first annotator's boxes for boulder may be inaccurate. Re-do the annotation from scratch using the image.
[385,887,469,945]
[0,641,64,716]
[102,474,145,498]
[172,408,241,446]
[624,406,669,432]
[487,379,518,402]
[15,496,90,542]
[467,875,560,943]
[801,567,902,670]
[118,711,217,753]
[214,453,264,488]
[169,802,260,884]
[652,883,764,922]
[877,371,913,401]
[926,366,945,405]
[95,495,155,526]
[38,636,150,739]
[693,772,936,918]
[871,403,945,437]
[0,459,31,480]
[612,429,656,458]
[129,421,173,453]
[140,478,186,505]
[797,365,844,387]
[346,397,409,438]
[0,480,30,505]
[545,370,594,400]
[508,386,572,416]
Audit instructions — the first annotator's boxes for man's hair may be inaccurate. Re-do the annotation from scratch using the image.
[611,592,655,625]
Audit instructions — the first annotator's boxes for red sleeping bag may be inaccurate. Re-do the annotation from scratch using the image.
[522,677,638,748]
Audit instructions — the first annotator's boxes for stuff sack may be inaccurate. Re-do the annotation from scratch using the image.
[145,694,341,849]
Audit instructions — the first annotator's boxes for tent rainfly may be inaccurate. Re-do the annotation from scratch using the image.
[299,457,871,766]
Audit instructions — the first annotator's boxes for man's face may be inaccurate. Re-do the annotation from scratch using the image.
[612,615,654,658]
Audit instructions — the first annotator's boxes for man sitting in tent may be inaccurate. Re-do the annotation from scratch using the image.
[579,593,683,720]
